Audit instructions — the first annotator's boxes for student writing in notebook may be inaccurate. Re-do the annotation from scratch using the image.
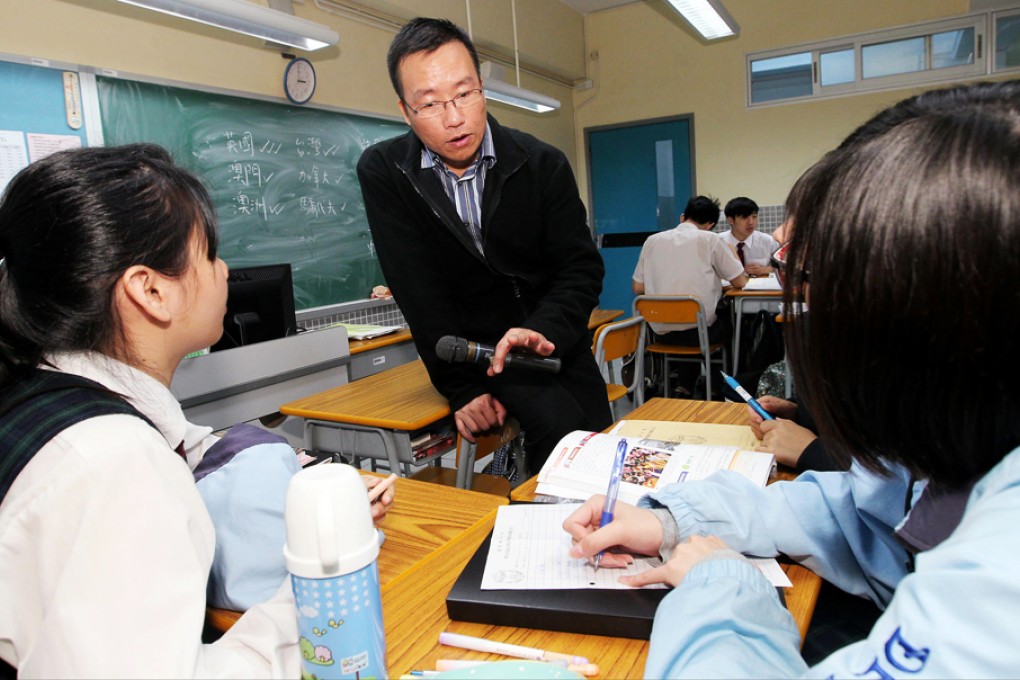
[563,80,1020,677]
[0,145,392,677]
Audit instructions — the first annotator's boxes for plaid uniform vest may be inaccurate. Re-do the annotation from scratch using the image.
[0,370,154,503]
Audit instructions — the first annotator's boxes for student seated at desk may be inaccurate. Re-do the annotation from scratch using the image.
[632,195,746,396]
[717,196,778,277]
[564,80,1020,677]
[0,144,393,677]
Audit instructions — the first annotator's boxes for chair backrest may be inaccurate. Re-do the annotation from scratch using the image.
[632,295,703,326]
[593,315,644,364]
[593,316,644,409]
[632,294,712,354]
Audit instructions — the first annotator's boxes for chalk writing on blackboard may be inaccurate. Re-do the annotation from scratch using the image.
[96,77,407,309]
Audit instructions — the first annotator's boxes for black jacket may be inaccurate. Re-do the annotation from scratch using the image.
[356,115,604,412]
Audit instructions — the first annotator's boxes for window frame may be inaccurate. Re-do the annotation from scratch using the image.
[747,12,992,108]
[992,8,1020,74]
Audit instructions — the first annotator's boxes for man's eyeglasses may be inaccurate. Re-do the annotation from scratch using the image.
[404,89,484,118]
[770,241,808,288]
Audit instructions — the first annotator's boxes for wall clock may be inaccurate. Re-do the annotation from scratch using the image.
[284,57,316,105]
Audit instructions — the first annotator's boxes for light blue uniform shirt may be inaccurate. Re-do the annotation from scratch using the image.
[640,446,1020,677]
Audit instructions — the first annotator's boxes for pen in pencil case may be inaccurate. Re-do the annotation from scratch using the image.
[720,371,774,421]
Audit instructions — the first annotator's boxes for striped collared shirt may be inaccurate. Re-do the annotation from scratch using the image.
[421,124,496,254]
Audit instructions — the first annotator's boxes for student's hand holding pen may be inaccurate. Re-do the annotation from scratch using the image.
[746,396,817,467]
[757,420,818,469]
[747,396,797,438]
[364,473,397,524]
[562,495,663,569]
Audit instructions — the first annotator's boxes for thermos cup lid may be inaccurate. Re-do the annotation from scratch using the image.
[283,464,380,579]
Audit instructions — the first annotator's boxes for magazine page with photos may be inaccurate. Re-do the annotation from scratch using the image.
[536,430,774,504]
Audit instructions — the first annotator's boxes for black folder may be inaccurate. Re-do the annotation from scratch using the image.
[446,531,669,639]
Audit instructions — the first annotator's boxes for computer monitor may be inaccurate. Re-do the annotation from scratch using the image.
[210,264,298,352]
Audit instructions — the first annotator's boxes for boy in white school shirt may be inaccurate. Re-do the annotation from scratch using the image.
[717,197,779,277]
[633,195,747,396]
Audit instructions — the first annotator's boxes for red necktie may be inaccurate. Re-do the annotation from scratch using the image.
[737,242,746,267]
[176,441,187,461]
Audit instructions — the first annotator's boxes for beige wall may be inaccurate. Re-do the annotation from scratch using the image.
[573,0,981,206]
[2,0,582,166]
[4,0,1014,209]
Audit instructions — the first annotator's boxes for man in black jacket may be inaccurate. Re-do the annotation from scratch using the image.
[356,18,612,474]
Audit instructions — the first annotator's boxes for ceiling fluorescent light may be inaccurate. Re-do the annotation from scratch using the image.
[480,62,560,113]
[116,0,340,51]
[664,0,739,40]
[484,79,560,113]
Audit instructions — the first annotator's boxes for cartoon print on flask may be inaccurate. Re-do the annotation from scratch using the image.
[293,568,384,679]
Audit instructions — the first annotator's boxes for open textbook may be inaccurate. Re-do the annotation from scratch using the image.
[535,422,774,506]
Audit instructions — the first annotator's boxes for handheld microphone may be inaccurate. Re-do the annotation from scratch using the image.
[435,335,561,374]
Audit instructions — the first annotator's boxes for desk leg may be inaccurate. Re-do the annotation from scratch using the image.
[732,297,744,374]
[784,356,793,399]
[456,438,477,490]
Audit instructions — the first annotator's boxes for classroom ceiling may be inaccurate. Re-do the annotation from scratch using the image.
[558,0,641,14]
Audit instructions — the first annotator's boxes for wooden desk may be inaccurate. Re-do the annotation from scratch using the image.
[588,308,624,330]
[510,398,821,653]
[207,474,507,632]
[347,328,413,356]
[725,288,784,374]
[385,399,822,678]
[280,359,452,476]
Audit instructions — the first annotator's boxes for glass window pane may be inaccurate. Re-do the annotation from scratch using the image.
[997,14,1020,70]
[862,37,924,79]
[820,49,854,86]
[932,28,975,69]
[750,52,812,103]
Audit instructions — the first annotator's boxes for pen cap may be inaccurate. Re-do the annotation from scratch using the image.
[283,464,379,579]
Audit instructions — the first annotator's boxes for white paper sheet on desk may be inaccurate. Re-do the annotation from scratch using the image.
[333,323,402,340]
[742,275,782,291]
[481,504,791,590]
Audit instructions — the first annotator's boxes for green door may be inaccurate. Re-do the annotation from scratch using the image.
[587,116,694,313]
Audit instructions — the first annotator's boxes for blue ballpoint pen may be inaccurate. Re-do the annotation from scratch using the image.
[720,371,774,421]
[593,438,628,570]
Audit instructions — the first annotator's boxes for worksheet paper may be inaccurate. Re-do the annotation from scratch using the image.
[481,504,791,590]
[0,130,29,195]
[742,274,782,291]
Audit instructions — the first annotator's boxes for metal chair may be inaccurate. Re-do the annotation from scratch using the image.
[632,294,728,401]
[592,316,645,419]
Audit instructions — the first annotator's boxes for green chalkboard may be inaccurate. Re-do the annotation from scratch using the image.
[96,76,406,310]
